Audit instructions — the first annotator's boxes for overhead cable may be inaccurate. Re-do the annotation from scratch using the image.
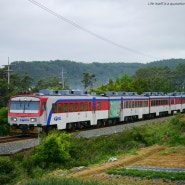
[27,0,158,59]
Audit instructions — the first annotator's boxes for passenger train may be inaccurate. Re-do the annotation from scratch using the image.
[8,89,185,134]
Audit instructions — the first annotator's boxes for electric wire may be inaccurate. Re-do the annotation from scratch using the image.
[27,0,158,60]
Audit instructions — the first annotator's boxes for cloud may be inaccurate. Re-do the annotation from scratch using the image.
[0,0,185,66]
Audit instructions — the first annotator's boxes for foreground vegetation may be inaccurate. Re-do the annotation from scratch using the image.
[107,168,185,182]
[0,114,185,185]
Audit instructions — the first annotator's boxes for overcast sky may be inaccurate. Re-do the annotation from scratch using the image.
[0,0,185,66]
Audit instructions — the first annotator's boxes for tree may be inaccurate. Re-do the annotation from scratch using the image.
[81,72,96,89]
[0,107,9,136]
[33,131,72,167]
[173,64,185,91]
[21,72,33,93]
[134,66,174,93]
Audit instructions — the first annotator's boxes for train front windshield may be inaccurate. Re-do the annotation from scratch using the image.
[10,101,40,113]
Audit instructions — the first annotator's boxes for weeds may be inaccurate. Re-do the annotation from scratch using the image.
[107,168,185,181]
[25,177,117,185]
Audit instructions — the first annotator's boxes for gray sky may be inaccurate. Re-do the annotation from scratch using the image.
[1,0,185,66]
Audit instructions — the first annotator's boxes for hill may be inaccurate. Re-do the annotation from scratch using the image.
[11,58,185,89]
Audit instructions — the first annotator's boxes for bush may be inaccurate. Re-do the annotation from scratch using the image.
[0,107,9,136]
[170,113,185,132]
[0,157,14,174]
[0,174,12,184]
[32,131,72,168]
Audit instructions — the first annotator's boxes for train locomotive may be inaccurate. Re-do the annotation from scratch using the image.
[8,89,185,134]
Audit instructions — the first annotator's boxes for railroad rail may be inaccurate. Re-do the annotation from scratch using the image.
[0,135,37,144]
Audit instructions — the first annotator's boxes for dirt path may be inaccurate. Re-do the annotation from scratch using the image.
[70,145,165,177]
[64,145,185,185]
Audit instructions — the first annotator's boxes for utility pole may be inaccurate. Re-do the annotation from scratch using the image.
[62,67,64,88]
[59,67,66,88]
[3,57,12,85]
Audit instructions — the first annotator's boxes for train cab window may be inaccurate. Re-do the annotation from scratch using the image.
[58,104,63,113]
[52,103,57,113]
[64,103,68,112]
[97,102,101,110]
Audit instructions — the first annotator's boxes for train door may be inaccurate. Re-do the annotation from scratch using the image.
[108,98,121,118]
[92,97,96,125]
[41,102,47,125]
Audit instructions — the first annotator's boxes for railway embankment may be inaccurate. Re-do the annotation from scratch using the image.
[0,138,40,155]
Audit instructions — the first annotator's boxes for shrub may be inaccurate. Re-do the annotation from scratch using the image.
[0,107,9,136]
[0,157,14,174]
[32,131,72,168]
[0,174,12,184]
[170,113,185,132]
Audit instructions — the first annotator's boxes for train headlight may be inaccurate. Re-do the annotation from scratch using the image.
[11,117,17,122]
[30,118,37,122]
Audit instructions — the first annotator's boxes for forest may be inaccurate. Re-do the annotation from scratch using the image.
[1,58,185,109]
[10,58,185,89]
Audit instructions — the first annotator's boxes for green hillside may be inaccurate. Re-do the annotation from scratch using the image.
[11,58,185,89]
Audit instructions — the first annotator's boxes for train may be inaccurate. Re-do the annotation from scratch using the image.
[8,89,185,134]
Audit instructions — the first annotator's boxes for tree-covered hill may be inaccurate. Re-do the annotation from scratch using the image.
[11,58,185,89]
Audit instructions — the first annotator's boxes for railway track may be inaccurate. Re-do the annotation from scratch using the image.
[0,135,37,144]
[0,116,173,155]
[73,115,174,138]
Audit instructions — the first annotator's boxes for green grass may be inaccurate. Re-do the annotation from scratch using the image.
[1,114,185,185]
[107,168,185,181]
[25,177,117,185]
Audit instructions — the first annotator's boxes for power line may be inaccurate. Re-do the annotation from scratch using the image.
[27,0,158,60]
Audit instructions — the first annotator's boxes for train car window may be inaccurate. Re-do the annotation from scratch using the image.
[182,98,185,104]
[125,101,128,108]
[139,101,142,107]
[52,103,57,113]
[132,101,134,108]
[70,103,74,112]
[136,101,139,107]
[97,102,101,110]
[144,101,148,107]
[42,103,46,111]
[84,102,88,111]
[80,103,84,111]
[74,103,78,112]
[58,104,63,113]
[89,102,92,111]
[126,101,128,108]
[171,99,174,104]
[64,103,68,112]
[155,100,158,106]
[128,101,131,108]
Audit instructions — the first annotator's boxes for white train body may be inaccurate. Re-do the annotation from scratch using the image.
[8,90,185,133]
